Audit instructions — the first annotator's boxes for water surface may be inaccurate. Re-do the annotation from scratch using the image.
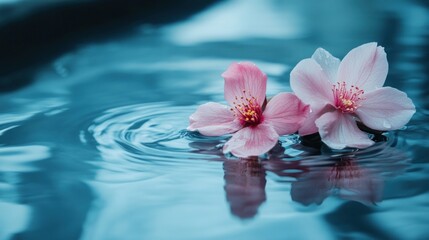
[1,0,429,239]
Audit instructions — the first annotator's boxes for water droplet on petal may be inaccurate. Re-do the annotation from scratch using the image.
[383,120,392,129]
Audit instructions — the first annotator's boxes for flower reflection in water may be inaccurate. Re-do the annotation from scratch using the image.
[189,138,268,219]
[291,157,383,206]
[223,158,266,219]
[189,131,409,218]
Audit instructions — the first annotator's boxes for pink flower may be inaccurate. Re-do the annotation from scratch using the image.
[290,42,416,149]
[188,62,309,158]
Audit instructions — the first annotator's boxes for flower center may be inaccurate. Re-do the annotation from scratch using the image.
[230,90,263,127]
[332,82,364,113]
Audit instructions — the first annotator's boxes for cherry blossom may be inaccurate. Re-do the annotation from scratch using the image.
[291,43,415,149]
[189,62,309,157]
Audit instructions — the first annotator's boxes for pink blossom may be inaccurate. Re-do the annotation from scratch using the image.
[188,62,309,158]
[290,42,416,149]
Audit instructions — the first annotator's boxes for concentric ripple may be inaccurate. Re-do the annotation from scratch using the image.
[87,102,410,169]
[87,102,229,170]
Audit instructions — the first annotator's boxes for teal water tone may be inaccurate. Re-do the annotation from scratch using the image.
[1,0,428,239]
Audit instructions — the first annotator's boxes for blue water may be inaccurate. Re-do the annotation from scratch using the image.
[1,0,429,239]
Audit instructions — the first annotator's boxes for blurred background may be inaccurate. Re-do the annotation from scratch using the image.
[0,0,428,239]
[1,0,428,91]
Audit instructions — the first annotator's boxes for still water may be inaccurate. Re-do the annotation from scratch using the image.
[1,0,429,239]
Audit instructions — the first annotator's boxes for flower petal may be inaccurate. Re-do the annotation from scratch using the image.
[222,62,267,107]
[356,87,416,131]
[188,102,242,136]
[263,93,309,135]
[337,42,388,91]
[311,48,340,83]
[290,58,334,106]
[223,123,279,158]
[315,111,374,149]
[298,103,334,136]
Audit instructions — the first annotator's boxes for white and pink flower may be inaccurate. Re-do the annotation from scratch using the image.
[188,62,309,158]
[290,42,416,149]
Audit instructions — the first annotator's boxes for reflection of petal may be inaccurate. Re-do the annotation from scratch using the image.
[223,159,266,219]
[332,160,383,205]
[291,158,384,206]
[291,169,332,205]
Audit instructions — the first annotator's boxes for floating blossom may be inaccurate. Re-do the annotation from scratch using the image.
[290,42,416,149]
[188,62,309,158]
